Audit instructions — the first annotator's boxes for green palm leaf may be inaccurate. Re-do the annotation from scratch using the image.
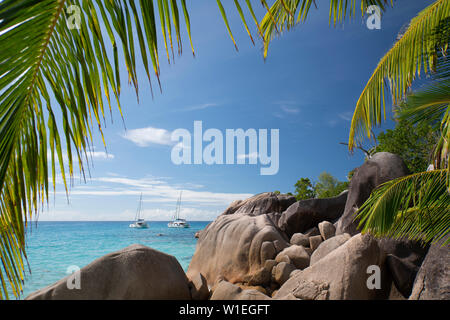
[348,0,450,150]
[215,1,391,58]
[356,169,450,245]
[0,0,194,299]
[395,42,450,186]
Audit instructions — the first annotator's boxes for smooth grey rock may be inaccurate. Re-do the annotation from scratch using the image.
[276,255,291,265]
[189,273,210,300]
[378,237,429,298]
[273,239,289,253]
[273,262,296,286]
[310,233,351,265]
[410,236,450,300]
[274,234,390,300]
[260,241,277,262]
[318,221,336,240]
[210,281,271,300]
[334,152,428,298]
[26,244,191,300]
[278,191,348,238]
[304,227,320,237]
[264,259,277,271]
[222,192,296,217]
[187,207,289,285]
[309,235,323,251]
[290,233,309,247]
[335,152,409,236]
[275,245,310,270]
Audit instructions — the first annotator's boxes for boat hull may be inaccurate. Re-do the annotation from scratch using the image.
[167,223,189,228]
[129,223,149,229]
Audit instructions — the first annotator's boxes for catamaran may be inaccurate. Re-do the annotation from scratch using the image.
[168,191,190,228]
[129,193,149,229]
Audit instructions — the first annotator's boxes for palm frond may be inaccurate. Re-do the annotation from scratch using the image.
[395,41,450,187]
[0,0,194,299]
[348,0,450,150]
[356,169,450,245]
[258,0,391,58]
[215,1,391,58]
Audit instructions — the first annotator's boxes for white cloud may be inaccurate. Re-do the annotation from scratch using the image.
[328,119,338,127]
[272,101,301,118]
[338,112,353,122]
[122,127,174,147]
[58,175,253,208]
[89,151,115,160]
[280,105,300,114]
[41,173,253,221]
[184,103,219,111]
[47,148,115,165]
[37,207,221,222]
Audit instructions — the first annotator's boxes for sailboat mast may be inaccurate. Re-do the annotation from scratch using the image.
[177,191,182,219]
[136,193,142,220]
[174,191,182,220]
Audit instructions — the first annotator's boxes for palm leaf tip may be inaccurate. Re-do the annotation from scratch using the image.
[356,170,450,245]
[348,0,450,151]
[0,0,195,299]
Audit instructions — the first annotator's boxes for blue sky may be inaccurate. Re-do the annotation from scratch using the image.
[40,0,435,221]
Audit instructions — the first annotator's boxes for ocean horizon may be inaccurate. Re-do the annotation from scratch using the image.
[20,221,210,299]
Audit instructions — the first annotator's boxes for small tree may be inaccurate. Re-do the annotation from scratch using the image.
[374,120,438,173]
[294,178,316,201]
[314,172,349,199]
[294,173,349,200]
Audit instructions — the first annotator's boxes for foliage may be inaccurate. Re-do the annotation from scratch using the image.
[294,177,315,200]
[348,0,449,150]
[347,5,450,245]
[374,120,438,173]
[0,0,195,300]
[1,0,448,300]
[315,172,349,198]
[356,169,450,245]
[294,172,348,200]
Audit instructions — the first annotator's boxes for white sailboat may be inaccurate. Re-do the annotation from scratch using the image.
[129,193,149,229]
[168,191,190,228]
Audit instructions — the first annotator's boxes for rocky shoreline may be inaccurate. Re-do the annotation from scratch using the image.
[26,152,449,300]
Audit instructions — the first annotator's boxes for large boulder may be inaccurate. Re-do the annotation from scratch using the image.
[335,152,409,235]
[275,245,310,269]
[334,152,428,298]
[410,236,450,300]
[380,238,429,298]
[26,245,191,300]
[274,234,391,300]
[272,262,296,286]
[309,235,323,251]
[278,191,348,238]
[187,195,290,286]
[210,281,271,300]
[188,273,210,300]
[222,192,296,217]
[310,233,352,265]
[318,221,336,240]
[290,233,310,247]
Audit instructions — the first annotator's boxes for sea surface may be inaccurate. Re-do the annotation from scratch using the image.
[19,221,210,299]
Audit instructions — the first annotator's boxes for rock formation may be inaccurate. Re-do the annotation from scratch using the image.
[26,244,192,300]
[278,191,348,238]
[187,193,293,286]
[410,236,450,300]
[274,234,391,300]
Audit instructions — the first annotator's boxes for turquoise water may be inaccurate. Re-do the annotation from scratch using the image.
[20,221,209,299]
